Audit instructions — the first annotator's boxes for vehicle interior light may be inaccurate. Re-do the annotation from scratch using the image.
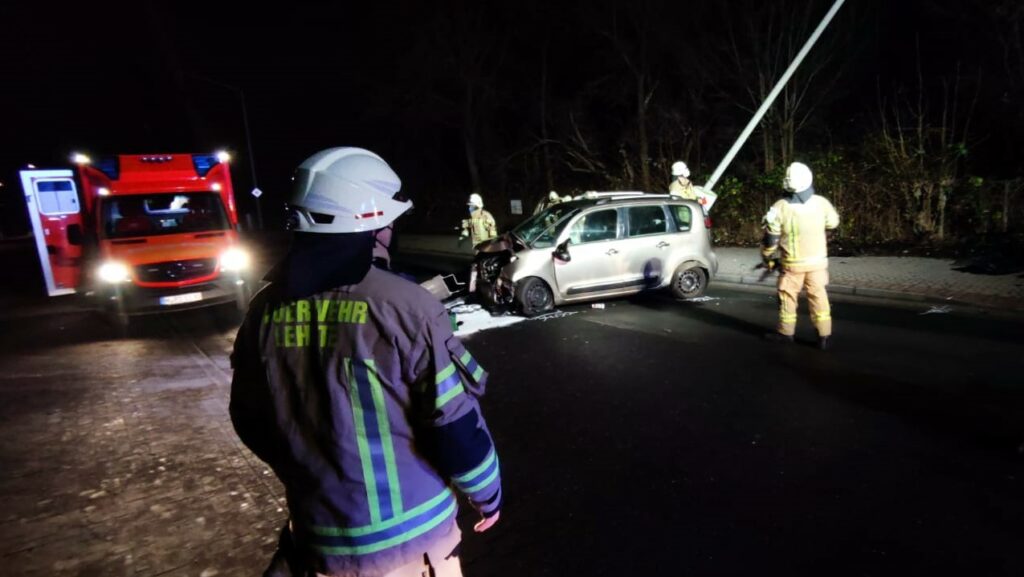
[211,182,222,191]
[72,153,91,164]
[216,151,231,163]
[98,187,111,196]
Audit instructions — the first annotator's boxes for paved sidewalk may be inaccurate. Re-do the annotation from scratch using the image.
[716,247,1024,311]
[398,234,1024,312]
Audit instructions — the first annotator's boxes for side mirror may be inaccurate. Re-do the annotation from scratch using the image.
[553,240,571,262]
[67,224,83,246]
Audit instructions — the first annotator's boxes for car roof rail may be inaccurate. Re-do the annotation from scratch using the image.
[587,193,684,204]
[578,190,646,200]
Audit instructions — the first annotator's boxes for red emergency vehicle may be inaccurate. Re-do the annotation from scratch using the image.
[20,152,252,319]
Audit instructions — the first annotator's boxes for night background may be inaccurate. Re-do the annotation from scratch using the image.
[2,3,1024,576]
[2,0,1022,246]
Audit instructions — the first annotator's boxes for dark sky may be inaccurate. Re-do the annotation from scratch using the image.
[2,0,1020,229]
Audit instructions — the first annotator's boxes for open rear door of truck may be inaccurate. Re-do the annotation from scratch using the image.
[19,169,84,296]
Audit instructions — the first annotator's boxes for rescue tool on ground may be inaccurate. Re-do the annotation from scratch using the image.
[19,152,252,324]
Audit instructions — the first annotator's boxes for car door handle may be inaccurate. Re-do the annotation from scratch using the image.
[656,241,670,249]
[605,248,619,256]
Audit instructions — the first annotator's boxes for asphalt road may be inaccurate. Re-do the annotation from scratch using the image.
[458,287,1024,576]
[1,269,1022,575]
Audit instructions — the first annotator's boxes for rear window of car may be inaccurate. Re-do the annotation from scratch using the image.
[669,204,692,232]
[626,205,668,237]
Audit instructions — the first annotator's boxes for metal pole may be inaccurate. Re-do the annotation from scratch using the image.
[704,0,847,192]
[189,74,262,230]
[238,90,263,230]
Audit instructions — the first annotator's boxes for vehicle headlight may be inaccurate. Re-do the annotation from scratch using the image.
[97,261,131,283]
[220,247,251,271]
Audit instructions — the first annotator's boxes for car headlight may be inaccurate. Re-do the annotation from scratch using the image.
[220,247,251,271]
[97,261,131,283]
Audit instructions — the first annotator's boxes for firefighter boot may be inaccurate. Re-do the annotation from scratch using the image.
[764,332,794,344]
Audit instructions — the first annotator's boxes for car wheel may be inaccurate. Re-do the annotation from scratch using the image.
[671,264,707,299]
[515,276,554,317]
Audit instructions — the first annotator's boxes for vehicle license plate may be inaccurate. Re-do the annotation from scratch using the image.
[160,292,203,306]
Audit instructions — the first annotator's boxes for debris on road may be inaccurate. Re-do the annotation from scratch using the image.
[919,305,953,315]
[591,303,606,309]
[684,296,720,303]
[528,310,578,322]
[454,308,526,336]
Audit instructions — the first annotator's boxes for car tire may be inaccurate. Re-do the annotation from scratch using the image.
[515,276,554,317]
[671,264,708,299]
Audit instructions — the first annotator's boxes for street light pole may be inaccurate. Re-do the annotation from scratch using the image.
[703,0,847,193]
[189,74,263,230]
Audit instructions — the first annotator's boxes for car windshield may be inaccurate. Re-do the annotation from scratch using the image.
[100,192,230,239]
[511,203,582,248]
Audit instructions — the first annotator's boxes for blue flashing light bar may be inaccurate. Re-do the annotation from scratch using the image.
[192,154,221,177]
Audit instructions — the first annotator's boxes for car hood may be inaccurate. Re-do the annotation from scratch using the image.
[475,233,516,254]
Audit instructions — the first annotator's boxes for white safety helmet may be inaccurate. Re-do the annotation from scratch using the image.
[671,161,690,178]
[468,193,484,209]
[783,162,813,193]
[548,191,560,201]
[289,147,411,233]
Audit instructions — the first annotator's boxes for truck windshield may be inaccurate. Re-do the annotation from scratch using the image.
[511,203,581,248]
[100,192,230,239]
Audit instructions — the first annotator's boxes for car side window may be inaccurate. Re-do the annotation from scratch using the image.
[626,205,668,237]
[670,205,692,232]
[568,209,618,244]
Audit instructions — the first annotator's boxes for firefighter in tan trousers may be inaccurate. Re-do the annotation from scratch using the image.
[461,193,497,247]
[461,193,497,294]
[762,162,840,350]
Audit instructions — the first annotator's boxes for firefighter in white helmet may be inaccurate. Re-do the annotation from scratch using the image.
[460,192,497,247]
[231,147,502,577]
[668,161,699,201]
[533,190,563,215]
[761,161,840,349]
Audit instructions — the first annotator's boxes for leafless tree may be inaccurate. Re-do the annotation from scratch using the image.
[873,52,980,240]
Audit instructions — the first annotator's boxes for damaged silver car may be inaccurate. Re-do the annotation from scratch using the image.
[473,192,718,316]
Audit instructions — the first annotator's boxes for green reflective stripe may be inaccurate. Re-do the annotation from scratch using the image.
[453,450,496,484]
[791,216,800,261]
[345,358,381,524]
[459,350,484,381]
[313,500,457,556]
[463,462,500,494]
[311,488,453,537]
[436,383,464,409]
[364,360,403,516]
[435,363,456,384]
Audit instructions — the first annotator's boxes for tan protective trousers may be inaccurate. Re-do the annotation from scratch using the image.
[777,268,832,337]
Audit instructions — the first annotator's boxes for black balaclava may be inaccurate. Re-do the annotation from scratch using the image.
[790,186,815,204]
[274,231,375,299]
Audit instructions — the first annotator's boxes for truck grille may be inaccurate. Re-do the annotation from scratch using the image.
[135,259,217,283]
